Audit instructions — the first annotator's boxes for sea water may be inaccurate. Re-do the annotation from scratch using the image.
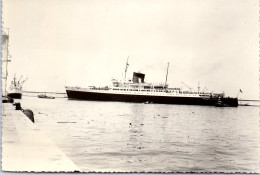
[16,96,259,172]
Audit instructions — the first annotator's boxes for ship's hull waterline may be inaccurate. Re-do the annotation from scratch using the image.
[66,90,238,107]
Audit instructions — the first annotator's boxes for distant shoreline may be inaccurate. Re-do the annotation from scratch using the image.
[23,91,66,94]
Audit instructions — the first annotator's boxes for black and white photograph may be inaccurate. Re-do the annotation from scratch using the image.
[1,0,259,173]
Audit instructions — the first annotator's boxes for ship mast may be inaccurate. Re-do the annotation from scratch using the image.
[124,56,129,81]
[14,74,16,87]
[197,81,200,94]
[164,62,169,88]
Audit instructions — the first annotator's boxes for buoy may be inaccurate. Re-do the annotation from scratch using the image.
[22,109,34,123]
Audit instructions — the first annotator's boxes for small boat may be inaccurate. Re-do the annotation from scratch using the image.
[239,103,250,106]
[38,94,55,99]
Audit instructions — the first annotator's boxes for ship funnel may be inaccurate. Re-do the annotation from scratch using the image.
[132,72,145,83]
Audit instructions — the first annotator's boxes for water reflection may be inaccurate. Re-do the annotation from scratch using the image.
[127,104,145,150]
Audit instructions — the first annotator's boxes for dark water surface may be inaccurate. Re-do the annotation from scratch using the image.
[18,96,259,172]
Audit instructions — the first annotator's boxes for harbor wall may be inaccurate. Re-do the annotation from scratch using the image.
[2,103,80,172]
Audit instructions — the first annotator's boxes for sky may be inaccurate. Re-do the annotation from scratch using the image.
[2,0,259,100]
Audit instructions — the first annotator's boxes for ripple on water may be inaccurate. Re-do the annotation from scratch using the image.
[20,97,259,173]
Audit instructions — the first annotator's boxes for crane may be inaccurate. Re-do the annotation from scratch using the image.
[19,77,28,87]
[181,82,194,92]
[201,86,208,92]
[18,75,23,84]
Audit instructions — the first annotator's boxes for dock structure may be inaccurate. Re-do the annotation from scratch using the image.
[2,103,80,172]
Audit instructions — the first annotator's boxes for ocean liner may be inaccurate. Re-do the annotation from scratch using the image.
[65,61,238,107]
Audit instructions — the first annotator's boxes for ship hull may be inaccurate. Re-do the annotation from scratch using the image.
[66,90,238,107]
[7,93,22,99]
